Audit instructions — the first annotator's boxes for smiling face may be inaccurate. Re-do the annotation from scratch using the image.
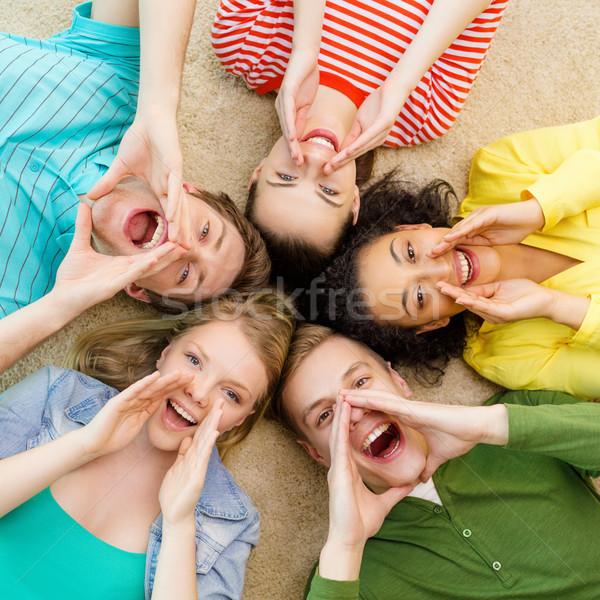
[144,319,268,451]
[250,130,360,252]
[357,225,502,329]
[87,177,245,302]
[283,336,428,493]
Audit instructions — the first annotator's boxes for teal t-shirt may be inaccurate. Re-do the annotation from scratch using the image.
[0,487,146,599]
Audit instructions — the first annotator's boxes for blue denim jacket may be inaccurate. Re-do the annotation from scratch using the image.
[0,367,260,599]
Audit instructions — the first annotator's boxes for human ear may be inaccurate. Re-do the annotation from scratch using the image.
[386,363,412,398]
[394,223,432,232]
[156,344,171,369]
[233,409,255,428]
[415,317,450,334]
[297,440,330,467]
[249,159,267,189]
[125,283,151,303]
[182,182,201,194]
[351,185,361,226]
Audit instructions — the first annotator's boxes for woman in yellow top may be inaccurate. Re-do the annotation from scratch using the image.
[318,116,600,399]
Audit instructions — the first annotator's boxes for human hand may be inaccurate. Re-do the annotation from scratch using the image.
[428,199,545,258]
[87,110,191,248]
[275,50,320,166]
[339,389,508,482]
[158,400,223,527]
[51,203,186,316]
[324,78,409,173]
[437,278,555,324]
[82,371,193,459]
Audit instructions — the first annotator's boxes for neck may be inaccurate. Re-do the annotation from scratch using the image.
[305,85,358,137]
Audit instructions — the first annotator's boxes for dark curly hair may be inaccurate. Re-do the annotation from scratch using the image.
[246,150,375,289]
[316,170,467,384]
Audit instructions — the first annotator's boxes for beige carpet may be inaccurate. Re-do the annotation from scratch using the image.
[2,1,600,598]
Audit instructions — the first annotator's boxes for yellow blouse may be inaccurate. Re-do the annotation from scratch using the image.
[456,116,600,400]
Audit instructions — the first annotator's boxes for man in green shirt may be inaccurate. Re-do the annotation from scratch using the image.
[273,323,600,599]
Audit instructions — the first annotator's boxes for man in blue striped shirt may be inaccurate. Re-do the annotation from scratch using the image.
[0,1,269,320]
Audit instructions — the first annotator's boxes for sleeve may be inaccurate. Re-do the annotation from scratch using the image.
[196,510,260,599]
[457,115,600,221]
[46,3,140,69]
[0,367,53,459]
[495,389,600,477]
[305,572,360,600]
[211,0,282,78]
[464,317,600,402]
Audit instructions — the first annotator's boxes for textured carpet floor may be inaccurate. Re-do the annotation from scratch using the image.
[2,1,600,598]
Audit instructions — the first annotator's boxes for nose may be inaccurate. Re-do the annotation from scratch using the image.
[301,146,330,171]
[184,378,213,409]
[348,405,370,431]
[419,254,451,284]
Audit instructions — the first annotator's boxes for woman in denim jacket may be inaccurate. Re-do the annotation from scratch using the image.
[0,292,294,599]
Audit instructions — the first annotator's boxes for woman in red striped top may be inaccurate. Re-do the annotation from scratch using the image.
[212,0,508,284]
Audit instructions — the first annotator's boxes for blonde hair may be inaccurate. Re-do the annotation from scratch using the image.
[66,292,295,453]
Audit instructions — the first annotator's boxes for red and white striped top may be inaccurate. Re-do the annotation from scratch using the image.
[212,0,508,147]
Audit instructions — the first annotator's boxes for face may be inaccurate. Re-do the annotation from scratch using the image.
[87,177,245,302]
[283,336,428,493]
[358,225,502,329]
[145,319,268,451]
[251,126,360,252]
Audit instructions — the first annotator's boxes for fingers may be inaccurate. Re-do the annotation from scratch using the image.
[324,121,363,174]
[71,203,94,249]
[123,370,193,410]
[87,160,128,200]
[340,389,411,415]
[379,483,414,512]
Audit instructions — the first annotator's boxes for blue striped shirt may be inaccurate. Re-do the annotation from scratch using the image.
[0,2,140,317]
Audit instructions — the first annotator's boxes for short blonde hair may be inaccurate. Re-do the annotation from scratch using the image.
[66,292,295,453]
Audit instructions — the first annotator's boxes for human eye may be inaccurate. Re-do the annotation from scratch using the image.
[277,173,295,182]
[186,353,201,368]
[317,408,333,426]
[223,389,240,404]
[417,285,424,309]
[200,223,210,239]
[353,376,370,389]
[407,241,415,262]
[319,185,338,196]
[179,264,190,284]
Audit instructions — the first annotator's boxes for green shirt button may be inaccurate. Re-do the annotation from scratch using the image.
[433,506,443,514]
[492,561,502,571]
[462,529,472,538]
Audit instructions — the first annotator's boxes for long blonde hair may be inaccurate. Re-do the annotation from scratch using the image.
[66,292,295,453]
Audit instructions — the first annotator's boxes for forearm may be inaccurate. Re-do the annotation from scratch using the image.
[0,428,92,517]
[292,0,326,55]
[546,289,590,331]
[151,520,197,599]
[138,0,197,114]
[0,289,87,374]
[318,539,364,582]
[389,0,490,93]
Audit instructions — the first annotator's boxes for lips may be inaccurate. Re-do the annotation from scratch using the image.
[125,210,167,250]
[361,422,402,461]
[161,398,198,431]
[454,247,480,287]
[300,129,339,152]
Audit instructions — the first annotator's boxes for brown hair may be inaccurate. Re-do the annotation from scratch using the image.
[145,189,271,313]
[66,292,295,454]
[270,323,337,439]
[245,151,375,288]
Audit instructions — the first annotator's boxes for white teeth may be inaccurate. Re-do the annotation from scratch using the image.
[456,249,473,285]
[140,214,165,250]
[306,136,335,151]
[362,422,391,452]
[169,400,197,425]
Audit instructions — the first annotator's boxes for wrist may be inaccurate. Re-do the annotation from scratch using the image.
[546,288,590,330]
[43,288,88,324]
[318,539,365,581]
[161,517,196,537]
[480,405,509,446]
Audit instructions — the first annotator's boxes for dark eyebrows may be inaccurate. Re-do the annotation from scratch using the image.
[265,180,342,208]
[315,190,343,208]
[389,239,412,318]
[266,180,297,189]
[390,238,401,263]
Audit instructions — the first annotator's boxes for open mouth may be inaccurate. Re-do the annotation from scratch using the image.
[456,248,473,286]
[361,422,401,460]
[162,399,197,431]
[126,210,166,250]
[300,129,339,152]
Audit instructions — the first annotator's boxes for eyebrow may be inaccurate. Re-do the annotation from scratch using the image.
[191,342,252,398]
[266,180,343,208]
[301,360,369,426]
[389,239,412,319]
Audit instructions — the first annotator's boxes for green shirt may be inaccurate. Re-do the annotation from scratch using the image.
[306,389,600,600]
